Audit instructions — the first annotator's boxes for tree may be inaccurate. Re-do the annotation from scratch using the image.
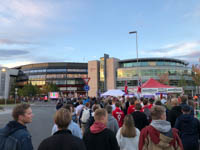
[41,83,59,95]
[18,84,40,97]
[178,75,187,91]
[158,72,169,85]
[9,78,17,97]
[192,64,200,94]
[192,65,200,86]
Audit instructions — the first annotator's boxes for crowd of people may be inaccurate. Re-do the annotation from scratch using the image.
[0,94,200,150]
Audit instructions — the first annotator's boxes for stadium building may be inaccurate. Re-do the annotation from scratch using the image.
[88,54,194,97]
[15,62,88,96]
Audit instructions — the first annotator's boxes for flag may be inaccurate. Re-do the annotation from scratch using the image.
[137,79,142,93]
[124,81,128,94]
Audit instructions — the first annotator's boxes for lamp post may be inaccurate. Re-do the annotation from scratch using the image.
[129,31,140,86]
[1,68,6,105]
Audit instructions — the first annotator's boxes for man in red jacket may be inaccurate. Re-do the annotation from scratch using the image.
[139,105,183,150]
[127,98,136,114]
[83,109,119,150]
[112,102,125,127]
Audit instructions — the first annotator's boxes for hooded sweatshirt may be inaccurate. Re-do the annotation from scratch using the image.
[83,121,120,150]
[139,120,183,150]
[90,122,106,134]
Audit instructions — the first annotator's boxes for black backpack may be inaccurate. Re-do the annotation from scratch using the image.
[0,129,19,150]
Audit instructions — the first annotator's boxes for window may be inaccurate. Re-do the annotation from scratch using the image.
[66,80,75,85]
[47,69,67,73]
[67,69,87,72]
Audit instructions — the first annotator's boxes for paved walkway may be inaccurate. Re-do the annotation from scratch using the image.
[0,109,12,115]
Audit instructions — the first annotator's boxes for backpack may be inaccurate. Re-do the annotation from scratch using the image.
[81,108,91,123]
[0,129,19,150]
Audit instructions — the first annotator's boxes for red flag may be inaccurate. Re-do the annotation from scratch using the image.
[124,81,128,94]
[137,86,141,93]
[137,79,142,93]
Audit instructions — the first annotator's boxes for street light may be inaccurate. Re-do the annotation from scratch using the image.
[1,68,6,105]
[1,68,6,72]
[129,31,140,86]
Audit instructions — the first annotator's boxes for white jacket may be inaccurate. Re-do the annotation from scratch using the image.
[116,127,140,150]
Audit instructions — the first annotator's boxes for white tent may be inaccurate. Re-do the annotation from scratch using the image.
[101,89,125,97]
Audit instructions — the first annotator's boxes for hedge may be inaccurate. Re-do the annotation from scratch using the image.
[0,99,21,105]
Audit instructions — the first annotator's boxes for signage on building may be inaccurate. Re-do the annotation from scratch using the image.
[82,77,90,85]
[142,87,183,94]
[67,87,77,91]
[60,87,67,91]
[84,85,90,91]
[49,92,59,99]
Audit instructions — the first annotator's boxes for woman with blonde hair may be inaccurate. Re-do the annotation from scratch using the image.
[116,114,140,150]
[38,108,86,150]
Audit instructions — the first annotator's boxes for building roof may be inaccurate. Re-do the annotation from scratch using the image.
[119,57,188,65]
[14,62,88,70]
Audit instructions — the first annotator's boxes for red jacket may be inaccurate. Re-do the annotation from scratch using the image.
[112,107,125,127]
[127,105,135,114]
[142,105,149,112]
[148,104,153,109]
[139,125,183,150]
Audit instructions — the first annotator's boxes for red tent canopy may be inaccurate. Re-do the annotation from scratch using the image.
[141,78,173,88]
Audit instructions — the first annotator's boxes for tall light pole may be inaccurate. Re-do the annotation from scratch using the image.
[129,31,140,86]
[1,68,6,105]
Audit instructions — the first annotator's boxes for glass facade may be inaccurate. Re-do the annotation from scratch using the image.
[117,68,192,79]
[22,68,87,74]
[116,58,194,93]
[16,63,88,95]
[121,61,185,68]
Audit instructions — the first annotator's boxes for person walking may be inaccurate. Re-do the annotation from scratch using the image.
[174,105,200,150]
[51,104,82,139]
[139,105,183,150]
[0,104,34,150]
[131,103,149,131]
[167,98,182,127]
[106,105,119,135]
[83,108,119,150]
[112,102,125,127]
[38,108,86,150]
[116,114,140,150]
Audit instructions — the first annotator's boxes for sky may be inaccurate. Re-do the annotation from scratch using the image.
[0,0,200,68]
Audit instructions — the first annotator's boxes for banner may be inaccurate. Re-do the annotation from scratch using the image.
[142,87,183,94]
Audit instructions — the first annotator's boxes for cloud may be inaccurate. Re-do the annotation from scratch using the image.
[64,46,75,52]
[0,49,29,58]
[184,5,200,18]
[3,61,34,68]
[0,0,55,28]
[0,39,32,45]
[141,41,200,64]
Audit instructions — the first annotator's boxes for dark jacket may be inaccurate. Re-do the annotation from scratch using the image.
[175,114,200,150]
[131,111,149,131]
[85,116,95,131]
[83,128,119,150]
[0,121,33,150]
[38,129,86,150]
[179,103,194,115]
[167,105,182,127]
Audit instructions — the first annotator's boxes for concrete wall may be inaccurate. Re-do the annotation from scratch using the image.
[0,67,18,99]
[106,58,119,90]
[88,61,99,97]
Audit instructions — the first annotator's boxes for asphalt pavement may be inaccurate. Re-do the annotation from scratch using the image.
[0,101,57,149]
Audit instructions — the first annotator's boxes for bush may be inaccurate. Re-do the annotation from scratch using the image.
[0,99,21,105]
